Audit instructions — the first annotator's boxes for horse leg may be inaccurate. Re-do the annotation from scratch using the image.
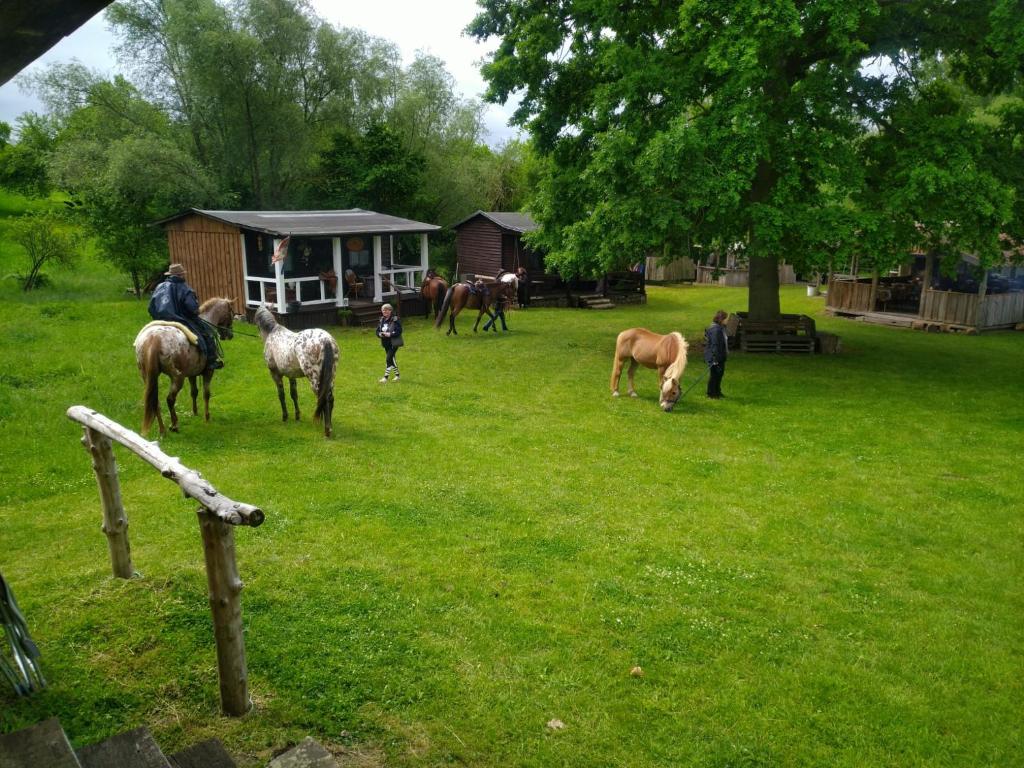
[189,376,199,415]
[167,375,185,432]
[448,307,457,336]
[473,307,489,333]
[290,378,301,421]
[627,360,640,398]
[202,371,213,422]
[611,356,624,397]
[271,370,288,421]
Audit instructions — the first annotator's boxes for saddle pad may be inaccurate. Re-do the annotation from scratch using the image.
[142,320,199,346]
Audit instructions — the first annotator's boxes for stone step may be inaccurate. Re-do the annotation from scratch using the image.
[0,717,81,768]
[267,737,338,768]
[168,739,237,768]
[76,727,172,768]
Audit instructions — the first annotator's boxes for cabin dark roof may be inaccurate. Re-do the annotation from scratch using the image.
[452,211,538,233]
[161,208,441,236]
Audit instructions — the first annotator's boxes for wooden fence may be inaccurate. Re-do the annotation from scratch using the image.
[67,406,264,717]
[826,278,873,312]
[920,289,1024,329]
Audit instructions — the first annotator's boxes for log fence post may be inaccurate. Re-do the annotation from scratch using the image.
[67,406,263,717]
[81,427,135,579]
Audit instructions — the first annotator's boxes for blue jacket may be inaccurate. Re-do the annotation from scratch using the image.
[148,276,201,329]
[704,322,728,365]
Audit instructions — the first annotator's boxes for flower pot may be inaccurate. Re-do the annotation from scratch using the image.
[806,284,820,297]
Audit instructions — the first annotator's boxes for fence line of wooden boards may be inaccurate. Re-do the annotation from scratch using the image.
[827,279,1024,329]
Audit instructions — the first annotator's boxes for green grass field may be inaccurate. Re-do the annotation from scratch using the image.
[0,217,1021,766]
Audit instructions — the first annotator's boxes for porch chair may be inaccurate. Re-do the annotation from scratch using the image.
[345,269,365,299]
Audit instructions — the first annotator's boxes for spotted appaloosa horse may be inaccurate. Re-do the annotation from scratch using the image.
[255,306,339,438]
[610,328,689,412]
[134,298,235,437]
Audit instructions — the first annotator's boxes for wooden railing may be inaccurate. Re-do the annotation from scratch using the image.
[67,406,264,716]
[920,289,1024,329]
[826,278,873,312]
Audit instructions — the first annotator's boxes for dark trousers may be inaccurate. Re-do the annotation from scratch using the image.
[707,361,726,398]
[483,308,507,331]
[385,345,398,370]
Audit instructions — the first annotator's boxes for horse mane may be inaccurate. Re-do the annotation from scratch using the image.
[199,296,228,313]
[664,332,689,381]
[255,305,278,334]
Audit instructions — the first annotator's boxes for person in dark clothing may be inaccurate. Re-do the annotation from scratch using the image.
[704,309,729,399]
[515,267,530,308]
[148,263,223,371]
[376,303,403,382]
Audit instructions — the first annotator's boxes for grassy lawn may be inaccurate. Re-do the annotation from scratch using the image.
[0,237,1021,766]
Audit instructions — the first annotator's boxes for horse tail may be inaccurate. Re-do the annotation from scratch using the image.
[140,335,162,435]
[313,342,336,425]
[434,286,454,330]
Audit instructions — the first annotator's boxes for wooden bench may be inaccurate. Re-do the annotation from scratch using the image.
[736,312,816,354]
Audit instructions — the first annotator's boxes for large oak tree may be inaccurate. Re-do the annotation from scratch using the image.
[469,1,1024,319]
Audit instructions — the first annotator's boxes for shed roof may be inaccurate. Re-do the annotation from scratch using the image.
[161,208,441,236]
[452,211,538,233]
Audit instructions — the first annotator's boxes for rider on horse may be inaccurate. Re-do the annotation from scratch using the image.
[148,264,223,372]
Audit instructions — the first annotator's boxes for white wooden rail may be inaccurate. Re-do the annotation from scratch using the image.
[66,405,263,716]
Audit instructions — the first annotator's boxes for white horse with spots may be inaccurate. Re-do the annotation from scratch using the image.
[255,306,339,437]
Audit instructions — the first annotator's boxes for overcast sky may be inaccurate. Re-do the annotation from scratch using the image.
[0,0,522,146]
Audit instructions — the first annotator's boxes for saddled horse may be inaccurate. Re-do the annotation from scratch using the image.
[434,278,517,335]
[134,297,235,437]
[255,306,339,438]
[610,328,688,412]
[420,273,448,320]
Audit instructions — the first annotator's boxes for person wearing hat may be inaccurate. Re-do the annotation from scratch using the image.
[148,264,223,371]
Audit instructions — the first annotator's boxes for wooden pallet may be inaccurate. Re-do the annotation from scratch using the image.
[741,333,815,353]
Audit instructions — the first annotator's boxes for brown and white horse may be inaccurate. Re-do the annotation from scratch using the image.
[134,297,235,437]
[434,278,517,335]
[255,306,339,438]
[610,328,688,412]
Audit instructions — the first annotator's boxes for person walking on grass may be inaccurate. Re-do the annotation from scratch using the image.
[704,309,729,399]
[376,303,403,382]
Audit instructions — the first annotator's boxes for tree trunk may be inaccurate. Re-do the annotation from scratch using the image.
[747,254,781,320]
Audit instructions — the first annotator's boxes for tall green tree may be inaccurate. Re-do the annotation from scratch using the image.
[470,0,1024,318]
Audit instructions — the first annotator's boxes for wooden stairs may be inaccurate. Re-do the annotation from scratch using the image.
[0,718,339,768]
[578,294,616,310]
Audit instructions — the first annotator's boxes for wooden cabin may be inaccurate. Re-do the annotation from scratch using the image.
[826,253,1024,332]
[453,211,544,278]
[159,209,440,327]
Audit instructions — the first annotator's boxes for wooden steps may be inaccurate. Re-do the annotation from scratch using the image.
[578,294,616,310]
[0,719,239,768]
[76,727,171,768]
[0,717,80,768]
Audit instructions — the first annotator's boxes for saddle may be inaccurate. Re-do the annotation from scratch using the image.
[142,320,199,346]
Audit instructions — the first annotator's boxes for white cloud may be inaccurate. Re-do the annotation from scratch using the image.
[0,0,523,146]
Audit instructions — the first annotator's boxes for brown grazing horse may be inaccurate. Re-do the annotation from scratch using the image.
[610,328,688,412]
[255,306,339,438]
[434,279,516,335]
[420,273,448,320]
[134,298,235,437]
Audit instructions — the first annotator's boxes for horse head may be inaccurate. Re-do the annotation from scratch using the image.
[660,377,681,412]
[254,305,278,337]
[200,297,235,339]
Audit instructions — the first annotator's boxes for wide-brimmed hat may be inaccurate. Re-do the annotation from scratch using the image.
[165,263,186,277]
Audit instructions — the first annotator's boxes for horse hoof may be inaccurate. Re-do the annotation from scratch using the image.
[629,392,638,398]
[612,391,620,398]
[170,425,179,432]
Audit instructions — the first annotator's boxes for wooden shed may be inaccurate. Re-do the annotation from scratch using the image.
[159,209,440,326]
[453,211,544,279]
[826,252,1024,332]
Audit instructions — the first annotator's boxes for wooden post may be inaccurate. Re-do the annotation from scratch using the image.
[918,251,934,317]
[198,509,251,717]
[868,268,879,311]
[975,269,989,330]
[81,427,135,579]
